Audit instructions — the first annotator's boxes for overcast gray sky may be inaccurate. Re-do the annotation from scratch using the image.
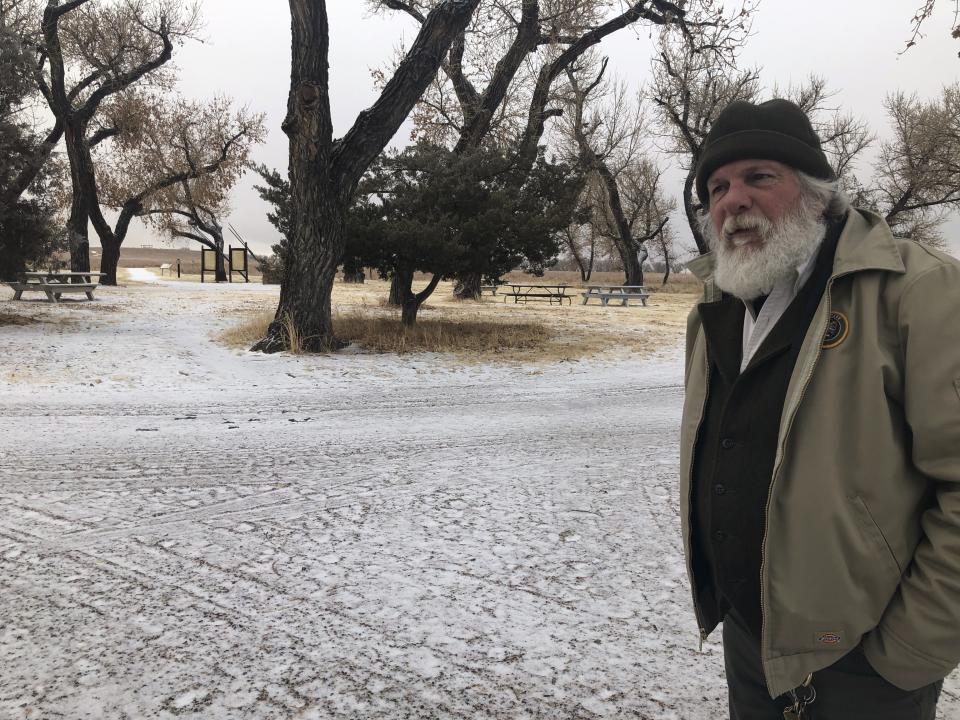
[121,0,960,258]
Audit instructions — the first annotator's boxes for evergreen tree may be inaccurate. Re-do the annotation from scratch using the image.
[346,142,582,326]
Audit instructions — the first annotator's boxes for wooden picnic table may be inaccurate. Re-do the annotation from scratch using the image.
[8,271,105,302]
[500,283,572,305]
[581,284,650,307]
[21,270,105,283]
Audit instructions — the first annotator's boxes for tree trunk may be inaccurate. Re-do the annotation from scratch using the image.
[594,162,643,285]
[388,272,405,306]
[214,233,227,282]
[64,123,91,274]
[658,232,671,285]
[253,197,346,353]
[398,272,441,327]
[66,204,91,274]
[619,241,643,286]
[453,272,481,300]
[401,296,421,326]
[342,255,365,283]
[684,167,708,255]
[253,0,480,353]
[99,239,121,285]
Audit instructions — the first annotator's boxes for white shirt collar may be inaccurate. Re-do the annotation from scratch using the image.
[740,240,823,372]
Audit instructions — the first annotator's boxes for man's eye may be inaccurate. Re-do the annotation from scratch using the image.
[710,185,726,197]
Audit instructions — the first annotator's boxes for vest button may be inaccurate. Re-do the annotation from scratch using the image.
[714,530,727,542]
[721,437,736,449]
[714,484,726,495]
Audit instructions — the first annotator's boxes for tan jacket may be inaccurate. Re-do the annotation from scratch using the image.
[680,209,960,697]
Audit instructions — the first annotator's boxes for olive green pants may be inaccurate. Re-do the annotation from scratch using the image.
[722,611,943,719]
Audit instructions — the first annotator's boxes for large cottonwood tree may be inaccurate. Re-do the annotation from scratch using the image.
[251,0,481,353]
[92,92,265,284]
[35,0,200,275]
[560,58,673,285]
[371,0,713,298]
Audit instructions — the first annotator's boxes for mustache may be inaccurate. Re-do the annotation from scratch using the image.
[722,213,773,244]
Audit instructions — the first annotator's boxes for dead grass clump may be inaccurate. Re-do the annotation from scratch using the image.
[0,312,38,326]
[645,273,703,295]
[217,307,550,357]
[335,312,549,355]
[218,310,274,348]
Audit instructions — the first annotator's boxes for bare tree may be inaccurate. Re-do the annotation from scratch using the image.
[903,1,960,55]
[34,0,200,275]
[250,0,481,353]
[647,20,759,254]
[560,219,597,281]
[91,92,265,284]
[773,75,874,188]
[371,0,715,298]
[560,57,671,284]
[150,180,230,280]
[866,86,960,247]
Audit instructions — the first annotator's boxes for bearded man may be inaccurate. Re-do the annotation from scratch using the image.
[680,99,960,719]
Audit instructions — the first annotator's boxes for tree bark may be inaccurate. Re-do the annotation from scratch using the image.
[594,159,643,285]
[66,194,91,274]
[453,272,481,300]
[388,273,404,306]
[397,271,441,327]
[254,0,480,353]
[515,2,682,176]
[342,254,365,283]
[684,167,708,255]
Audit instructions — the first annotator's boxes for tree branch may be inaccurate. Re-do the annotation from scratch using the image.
[332,0,480,194]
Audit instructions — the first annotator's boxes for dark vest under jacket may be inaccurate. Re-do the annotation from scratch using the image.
[690,217,843,638]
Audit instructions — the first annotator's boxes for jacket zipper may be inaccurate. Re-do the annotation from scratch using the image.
[686,287,717,650]
[757,274,851,687]
[691,338,711,650]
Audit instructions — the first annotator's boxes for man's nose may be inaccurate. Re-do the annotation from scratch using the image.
[719,181,753,214]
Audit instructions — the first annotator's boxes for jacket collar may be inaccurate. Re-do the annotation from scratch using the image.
[831,208,906,277]
[687,208,906,290]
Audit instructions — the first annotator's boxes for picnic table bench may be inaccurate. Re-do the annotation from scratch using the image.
[7,271,104,302]
[581,284,650,307]
[500,283,572,305]
[479,281,507,295]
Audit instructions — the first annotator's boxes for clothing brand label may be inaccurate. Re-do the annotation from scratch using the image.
[816,631,842,645]
[822,311,849,349]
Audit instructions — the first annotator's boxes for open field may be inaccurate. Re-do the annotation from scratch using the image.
[1,274,955,719]
[207,274,698,362]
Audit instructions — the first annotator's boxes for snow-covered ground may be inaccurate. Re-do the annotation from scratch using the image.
[1,275,957,719]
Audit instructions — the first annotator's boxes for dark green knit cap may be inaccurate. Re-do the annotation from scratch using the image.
[695,99,834,206]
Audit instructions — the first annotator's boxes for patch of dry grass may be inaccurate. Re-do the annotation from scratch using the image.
[0,312,39,326]
[336,311,550,356]
[217,307,551,358]
[218,310,275,348]
[216,276,700,363]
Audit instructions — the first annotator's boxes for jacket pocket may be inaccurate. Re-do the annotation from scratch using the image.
[849,495,903,581]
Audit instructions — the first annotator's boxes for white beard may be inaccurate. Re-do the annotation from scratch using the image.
[702,195,828,301]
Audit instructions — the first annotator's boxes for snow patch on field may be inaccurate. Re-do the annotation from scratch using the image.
[0,281,956,718]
